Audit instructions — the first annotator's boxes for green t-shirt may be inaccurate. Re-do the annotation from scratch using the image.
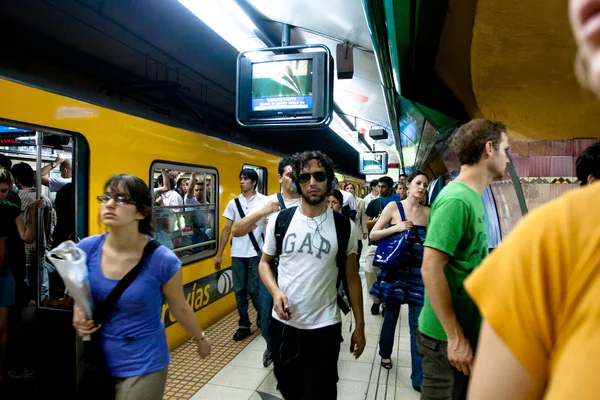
[418,181,489,344]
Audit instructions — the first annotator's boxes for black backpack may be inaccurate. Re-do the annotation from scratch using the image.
[274,206,352,314]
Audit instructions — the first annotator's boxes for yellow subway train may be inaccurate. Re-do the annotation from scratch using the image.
[0,76,365,354]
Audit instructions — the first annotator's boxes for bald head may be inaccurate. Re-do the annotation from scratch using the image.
[61,159,72,178]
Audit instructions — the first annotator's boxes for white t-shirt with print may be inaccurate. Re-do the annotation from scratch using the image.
[223,192,266,257]
[250,193,302,228]
[262,207,357,330]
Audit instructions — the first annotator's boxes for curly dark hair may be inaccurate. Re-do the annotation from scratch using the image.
[278,157,294,176]
[576,142,600,186]
[451,119,507,166]
[291,150,335,185]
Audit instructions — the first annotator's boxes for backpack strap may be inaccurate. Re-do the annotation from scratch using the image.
[276,193,286,210]
[333,211,351,315]
[234,198,261,254]
[396,201,406,221]
[275,206,297,256]
[95,240,160,325]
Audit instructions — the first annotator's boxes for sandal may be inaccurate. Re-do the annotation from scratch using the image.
[381,359,393,370]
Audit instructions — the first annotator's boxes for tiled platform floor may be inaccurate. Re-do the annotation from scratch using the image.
[168,249,421,399]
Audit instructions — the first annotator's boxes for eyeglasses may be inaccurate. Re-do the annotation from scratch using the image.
[96,194,136,206]
[298,171,327,184]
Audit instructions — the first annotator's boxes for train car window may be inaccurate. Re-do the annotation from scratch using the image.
[150,162,218,265]
[0,123,88,309]
[242,164,268,195]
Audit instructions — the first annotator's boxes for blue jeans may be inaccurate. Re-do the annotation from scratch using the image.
[378,303,423,387]
[231,256,260,329]
[258,276,273,351]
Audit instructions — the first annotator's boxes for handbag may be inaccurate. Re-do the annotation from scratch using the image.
[372,202,412,269]
[77,240,160,400]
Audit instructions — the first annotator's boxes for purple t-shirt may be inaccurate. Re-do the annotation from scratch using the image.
[77,234,180,378]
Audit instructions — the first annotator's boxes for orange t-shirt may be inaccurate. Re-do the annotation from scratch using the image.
[465,183,600,399]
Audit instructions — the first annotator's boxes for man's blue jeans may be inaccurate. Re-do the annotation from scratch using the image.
[231,256,260,329]
[258,276,273,351]
[378,303,423,387]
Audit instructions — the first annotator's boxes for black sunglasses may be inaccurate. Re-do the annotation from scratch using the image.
[298,171,328,184]
[96,194,137,206]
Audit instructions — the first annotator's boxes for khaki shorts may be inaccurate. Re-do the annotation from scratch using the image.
[115,367,168,400]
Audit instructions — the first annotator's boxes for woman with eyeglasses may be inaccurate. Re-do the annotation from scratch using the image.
[72,174,211,400]
[369,170,429,392]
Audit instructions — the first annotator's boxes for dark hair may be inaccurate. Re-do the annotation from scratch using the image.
[369,179,379,188]
[11,162,35,187]
[278,157,293,176]
[329,188,344,205]
[0,154,12,170]
[291,150,335,186]
[103,174,154,235]
[239,168,259,189]
[399,173,408,179]
[451,119,507,166]
[343,181,354,190]
[407,169,428,183]
[378,176,394,187]
[0,167,13,189]
[576,142,600,185]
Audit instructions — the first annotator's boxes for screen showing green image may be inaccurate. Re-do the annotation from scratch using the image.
[251,59,313,111]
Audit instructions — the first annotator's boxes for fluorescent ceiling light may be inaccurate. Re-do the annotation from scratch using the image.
[330,112,370,153]
[179,0,266,52]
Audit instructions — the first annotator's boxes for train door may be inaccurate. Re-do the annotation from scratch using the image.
[0,123,87,397]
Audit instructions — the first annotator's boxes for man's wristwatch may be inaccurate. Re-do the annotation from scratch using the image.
[193,331,206,343]
[51,162,57,169]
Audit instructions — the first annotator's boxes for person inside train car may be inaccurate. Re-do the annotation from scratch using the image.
[0,168,40,383]
[11,163,54,301]
[344,182,368,259]
[369,170,430,392]
[72,174,211,399]
[40,154,71,193]
[0,155,20,207]
[258,150,365,400]
[364,179,380,208]
[463,4,600,398]
[364,176,397,316]
[416,119,509,400]
[576,141,600,186]
[232,157,301,368]
[214,168,266,342]
[178,178,189,198]
[155,172,183,241]
[183,172,211,252]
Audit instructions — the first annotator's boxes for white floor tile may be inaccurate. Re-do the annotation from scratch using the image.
[365,323,383,336]
[338,360,373,382]
[396,350,412,368]
[336,379,370,399]
[209,365,270,390]
[370,362,397,386]
[246,335,268,352]
[339,344,377,363]
[366,383,396,400]
[191,384,253,400]
[230,348,272,370]
[395,385,422,400]
[256,371,281,396]
[395,366,413,387]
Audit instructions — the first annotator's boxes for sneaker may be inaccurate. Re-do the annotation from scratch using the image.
[370,303,380,315]
[262,349,273,367]
[8,368,36,381]
[233,328,251,341]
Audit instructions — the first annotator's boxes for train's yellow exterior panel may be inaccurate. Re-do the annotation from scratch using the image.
[0,78,281,349]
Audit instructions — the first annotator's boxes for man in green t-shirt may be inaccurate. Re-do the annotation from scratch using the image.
[417,119,509,399]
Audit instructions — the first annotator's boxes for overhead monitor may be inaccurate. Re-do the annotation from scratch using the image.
[236,45,334,128]
[359,151,388,175]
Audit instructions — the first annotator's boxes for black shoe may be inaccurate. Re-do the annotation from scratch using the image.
[263,349,273,367]
[413,386,422,393]
[370,303,380,315]
[233,328,251,341]
[381,304,386,317]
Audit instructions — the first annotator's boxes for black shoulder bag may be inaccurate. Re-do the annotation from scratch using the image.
[77,240,160,400]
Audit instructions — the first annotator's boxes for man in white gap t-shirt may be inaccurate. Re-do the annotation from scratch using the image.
[259,151,366,400]
[233,157,301,368]
[215,168,266,342]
